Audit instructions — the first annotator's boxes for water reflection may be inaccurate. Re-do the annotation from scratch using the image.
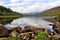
[3,16,54,32]
[11,17,54,28]
[0,19,14,25]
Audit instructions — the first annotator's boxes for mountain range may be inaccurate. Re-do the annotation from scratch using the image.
[32,6,60,16]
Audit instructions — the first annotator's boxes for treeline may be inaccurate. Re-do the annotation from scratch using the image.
[0,6,23,16]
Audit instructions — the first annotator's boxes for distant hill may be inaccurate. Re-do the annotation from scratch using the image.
[0,6,23,18]
[33,6,60,16]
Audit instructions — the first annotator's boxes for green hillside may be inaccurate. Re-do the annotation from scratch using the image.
[33,6,60,16]
[0,6,23,18]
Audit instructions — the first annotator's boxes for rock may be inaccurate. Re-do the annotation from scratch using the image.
[52,33,60,40]
[12,27,22,34]
[0,24,22,37]
[9,31,18,37]
[0,24,9,37]
[30,27,41,35]
[53,22,60,34]
[19,33,30,40]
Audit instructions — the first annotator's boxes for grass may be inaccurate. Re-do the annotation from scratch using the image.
[0,15,22,19]
[36,31,48,40]
[5,37,22,40]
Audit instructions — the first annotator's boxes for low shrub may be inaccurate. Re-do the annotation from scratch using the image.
[36,31,48,40]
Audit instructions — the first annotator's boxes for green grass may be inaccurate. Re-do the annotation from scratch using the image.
[5,37,22,40]
[36,31,48,40]
[0,15,22,19]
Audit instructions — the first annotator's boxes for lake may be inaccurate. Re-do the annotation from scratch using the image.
[0,18,13,25]
[1,16,54,32]
[11,16,54,27]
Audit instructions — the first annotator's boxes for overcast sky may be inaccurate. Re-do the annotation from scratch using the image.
[0,0,60,14]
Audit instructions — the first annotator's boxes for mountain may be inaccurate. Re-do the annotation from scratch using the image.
[0,6,23,18]
[33,6,60,16]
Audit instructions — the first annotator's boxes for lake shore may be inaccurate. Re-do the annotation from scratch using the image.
[0,16,60,40]
[0,23,60,40]
[0,15,22,19]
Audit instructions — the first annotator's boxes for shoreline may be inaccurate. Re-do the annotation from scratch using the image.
[0,16,22,19]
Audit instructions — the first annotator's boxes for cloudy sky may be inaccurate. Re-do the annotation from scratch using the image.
[0,0,60,14]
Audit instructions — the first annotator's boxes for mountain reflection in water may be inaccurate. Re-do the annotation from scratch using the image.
[11,17,54,29]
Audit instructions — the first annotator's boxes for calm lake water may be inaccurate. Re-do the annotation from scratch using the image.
[11,16,54,29]
[0,19,13,25]
[0,16,54,31]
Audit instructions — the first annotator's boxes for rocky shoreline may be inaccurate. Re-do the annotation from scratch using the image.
[0,20,60,40]
[0,25,59,40]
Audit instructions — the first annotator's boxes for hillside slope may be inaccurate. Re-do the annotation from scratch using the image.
[33,6,60,16]
[0,6,23,17]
